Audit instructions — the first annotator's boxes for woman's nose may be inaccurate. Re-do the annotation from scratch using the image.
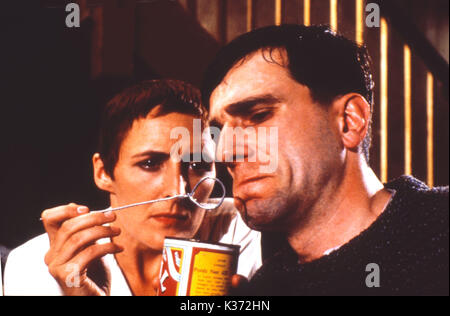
[164,165,188,198]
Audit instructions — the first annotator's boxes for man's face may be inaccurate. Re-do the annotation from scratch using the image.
[107,111,215,250]
[209,50,344,232]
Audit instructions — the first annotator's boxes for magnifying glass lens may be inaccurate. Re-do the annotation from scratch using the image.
[190,177,226,210]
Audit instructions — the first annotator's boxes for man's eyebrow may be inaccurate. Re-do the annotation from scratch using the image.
[131,150,170,160]
[208,94,281,128]
[224,94,281,116]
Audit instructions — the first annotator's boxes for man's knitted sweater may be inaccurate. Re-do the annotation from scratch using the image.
[239,176,449,295]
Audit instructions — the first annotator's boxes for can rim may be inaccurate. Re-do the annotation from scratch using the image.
[164,236,241,251]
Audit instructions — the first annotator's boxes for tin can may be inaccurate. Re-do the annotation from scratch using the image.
[158,237,240,296]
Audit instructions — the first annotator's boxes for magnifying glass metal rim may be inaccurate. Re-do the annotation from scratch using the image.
[92,176,227,214]
[187,176,227,210]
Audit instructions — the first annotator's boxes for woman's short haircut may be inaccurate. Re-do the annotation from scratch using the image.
[98,79,206,178]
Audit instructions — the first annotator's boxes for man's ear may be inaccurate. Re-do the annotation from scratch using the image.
[335,94,371,150]
[92,153,114,193]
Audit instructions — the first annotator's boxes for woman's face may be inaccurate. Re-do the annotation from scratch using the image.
[104,110,215,251]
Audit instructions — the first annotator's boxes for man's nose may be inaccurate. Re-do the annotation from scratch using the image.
[216,124,256,167]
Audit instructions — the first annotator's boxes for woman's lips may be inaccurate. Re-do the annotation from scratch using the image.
[150,213,189,225]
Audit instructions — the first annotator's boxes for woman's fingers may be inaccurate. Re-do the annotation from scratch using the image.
[42,203,124,295]
[41,204,87,242]
[47,242,123,295]
[43,206,118,267]
[69,242,124,273]
[52,225,121,265]
[51,211,116,251]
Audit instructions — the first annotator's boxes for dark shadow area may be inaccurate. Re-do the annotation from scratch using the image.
[0,2,97,248]
[0,2,151,248]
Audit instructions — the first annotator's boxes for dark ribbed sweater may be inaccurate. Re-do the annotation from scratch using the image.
[238,176,449,296]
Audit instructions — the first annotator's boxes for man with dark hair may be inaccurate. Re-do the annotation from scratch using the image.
[202,25,448,295]
[4,79,261,295]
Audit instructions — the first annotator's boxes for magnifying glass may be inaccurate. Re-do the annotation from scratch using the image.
[92,176,226,214]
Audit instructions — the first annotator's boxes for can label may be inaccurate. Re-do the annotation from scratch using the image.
[158,237,239,296]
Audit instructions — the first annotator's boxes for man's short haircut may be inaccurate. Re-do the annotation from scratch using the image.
[98,79,206,178]
[202,24,375,161]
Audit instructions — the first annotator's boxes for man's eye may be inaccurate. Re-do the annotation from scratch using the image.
[250,110,273,123]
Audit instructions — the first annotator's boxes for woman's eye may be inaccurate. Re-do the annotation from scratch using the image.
[139,159,162,171]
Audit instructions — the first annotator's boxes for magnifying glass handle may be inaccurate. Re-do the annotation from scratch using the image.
[38,195,187,221]
[38,177,226,221]
[92,195,188,214]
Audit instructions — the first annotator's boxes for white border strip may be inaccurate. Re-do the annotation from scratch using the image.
[0,254,3,296]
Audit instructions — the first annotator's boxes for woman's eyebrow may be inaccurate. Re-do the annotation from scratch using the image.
[224,94,281,117]
[131,150,170,160]
[180,152,214,162]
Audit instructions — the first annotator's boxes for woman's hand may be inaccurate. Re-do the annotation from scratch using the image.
[41,203,123,296]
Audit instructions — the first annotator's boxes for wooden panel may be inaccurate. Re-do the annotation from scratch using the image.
[426,73,434,186]
[135,0,220,86]
[330,0,338,31]
[89,5,104,78]
[275,0,282,25]
[380,18,388,182]
[197,0,221,41]
[101,0,136,77]
[226,0,247,42]
[338,0,355,40]
[364,14,381,177]
[179,0,198,18]
[310,0,329,26]
[433,79,449,186]
[404,45,412,175]
[253,0,275,28]
[218,0,228,44]
[284,0,301,25]
[387,26,406,182]
[304,0,310,25]
[247,0,255,31]
[178,0,188,10]
[355,0,364,44]
[410,53,428,183]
